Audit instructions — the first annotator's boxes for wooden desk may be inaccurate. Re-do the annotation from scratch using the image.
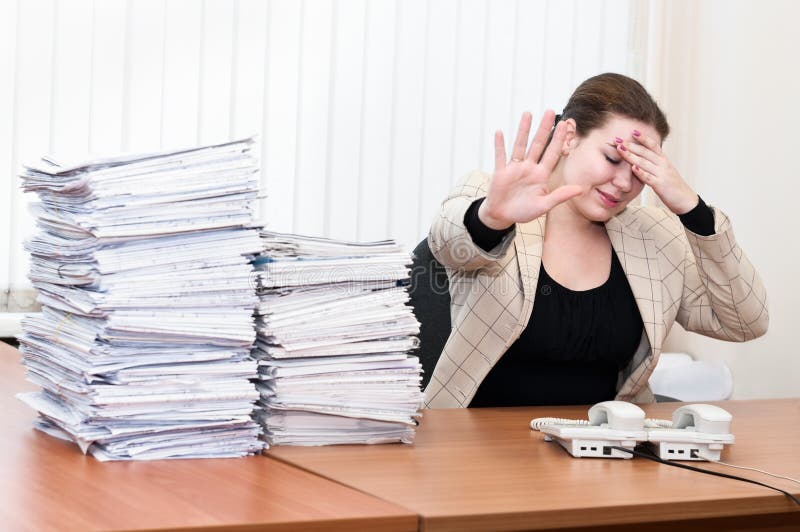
[270,400,800,531]
[0,340,417,532]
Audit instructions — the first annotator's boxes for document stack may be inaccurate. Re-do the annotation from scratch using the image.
[16,138,265,461]
[253,231,423,445]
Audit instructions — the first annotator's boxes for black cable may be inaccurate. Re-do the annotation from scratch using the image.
[607,445,800,507]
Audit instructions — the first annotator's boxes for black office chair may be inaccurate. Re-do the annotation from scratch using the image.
[654,394,679,402]
[408,238,451,390]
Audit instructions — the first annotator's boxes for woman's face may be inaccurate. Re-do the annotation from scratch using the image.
[557,114,661,223]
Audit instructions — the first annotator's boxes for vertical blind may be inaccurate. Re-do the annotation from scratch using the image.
[1,0,637,310]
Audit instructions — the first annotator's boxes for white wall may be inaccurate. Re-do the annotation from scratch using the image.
[1,0,793,399]
[654,0,800,398]
[0,0,635,304]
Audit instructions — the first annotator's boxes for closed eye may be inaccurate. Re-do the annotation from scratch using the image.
[605,155,621,165]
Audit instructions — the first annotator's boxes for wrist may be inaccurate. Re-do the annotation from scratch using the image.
[678,195,715,236]
[671,192,700,216]
[477,199,513,230]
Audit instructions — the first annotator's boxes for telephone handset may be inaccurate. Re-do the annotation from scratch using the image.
[531,401,734,461]
[588,400,648,431]
[672,403,733,433]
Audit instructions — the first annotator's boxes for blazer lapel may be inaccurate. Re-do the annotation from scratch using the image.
[513,215,546,335]
[606,212,663,360]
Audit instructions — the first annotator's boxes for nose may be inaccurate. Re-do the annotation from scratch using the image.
[611,165,635,193]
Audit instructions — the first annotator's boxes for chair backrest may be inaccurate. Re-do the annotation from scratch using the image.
[408,238,451,390]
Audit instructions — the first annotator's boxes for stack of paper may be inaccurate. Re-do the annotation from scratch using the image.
[16,138,265,461]
[253,232,423,445]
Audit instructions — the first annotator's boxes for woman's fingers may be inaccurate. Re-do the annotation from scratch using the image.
[525,110,556,162]
[619,139,663,167]
[511,112,533,162]
[616,142,659,175]
[631,163,655,185]
[494,130,507,171]
[539,120,565,171]
[630,130,663,156]
[539,184,583,211]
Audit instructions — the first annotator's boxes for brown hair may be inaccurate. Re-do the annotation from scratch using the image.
[561,72,669,141]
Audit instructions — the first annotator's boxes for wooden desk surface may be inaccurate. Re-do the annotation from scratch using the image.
[270,398,800,531]
[0,340,417,532]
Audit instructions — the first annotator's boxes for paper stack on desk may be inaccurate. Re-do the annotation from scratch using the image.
[16,138,266,461]
[253,232,423,445]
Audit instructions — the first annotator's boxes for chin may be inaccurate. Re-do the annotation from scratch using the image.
[578,204,617,223]
[590,213,615,224]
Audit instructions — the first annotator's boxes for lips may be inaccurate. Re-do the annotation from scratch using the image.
[597,189,620,207]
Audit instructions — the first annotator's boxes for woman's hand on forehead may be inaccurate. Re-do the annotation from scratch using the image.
[615,130,699,215]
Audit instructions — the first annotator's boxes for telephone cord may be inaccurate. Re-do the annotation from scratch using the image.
[530,417,673,431]
[694,450,800,486]
[609,446,800,507]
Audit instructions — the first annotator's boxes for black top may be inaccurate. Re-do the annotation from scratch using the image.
[463,197,715,407]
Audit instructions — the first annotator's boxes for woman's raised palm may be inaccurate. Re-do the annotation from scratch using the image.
[478,111,583,230]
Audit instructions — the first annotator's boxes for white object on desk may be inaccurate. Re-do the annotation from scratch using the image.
[0,313,24,338]
[649,352,733,401]
[533,401,736,462]
[647,403,735,461]
[537,401,649,459]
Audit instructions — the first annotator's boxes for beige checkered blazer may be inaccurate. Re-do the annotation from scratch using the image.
[424,171,769,408]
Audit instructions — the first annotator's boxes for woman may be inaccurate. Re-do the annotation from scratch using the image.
[424,73,768,408]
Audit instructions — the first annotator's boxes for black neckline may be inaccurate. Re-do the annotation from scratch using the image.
[539,251,619,295]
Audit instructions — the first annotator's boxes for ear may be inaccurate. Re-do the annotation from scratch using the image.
[561,118,578,155]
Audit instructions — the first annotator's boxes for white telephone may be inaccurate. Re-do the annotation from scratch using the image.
[534,401,649,459]
[646,403,734,461]
[531,401,734,461]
